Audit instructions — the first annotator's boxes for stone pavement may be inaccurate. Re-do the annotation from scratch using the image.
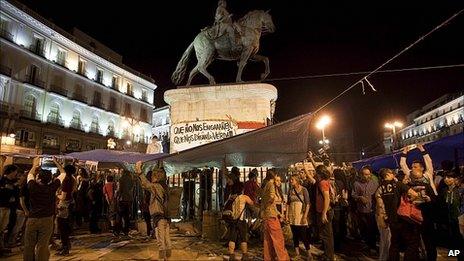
[2,225,454,260]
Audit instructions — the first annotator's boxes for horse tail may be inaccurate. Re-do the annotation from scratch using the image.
[171,42,194,85]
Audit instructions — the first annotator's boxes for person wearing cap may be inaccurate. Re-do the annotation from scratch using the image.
[439,170,463,260]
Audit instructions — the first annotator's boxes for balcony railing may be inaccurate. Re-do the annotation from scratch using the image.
[91,100,105,109]
[15,140,37,148]
[49,84,68,96]
[77,69,87,77]
[55,57,67,67]
[0,64,12,76]
[0,28,14,41]
[24,75,45,89]
[141,95,149,103]
[47,115,64,126]
[30,44,46,57]
[19,109,41,121]
[126,90,134,97]
[72,93,87,103]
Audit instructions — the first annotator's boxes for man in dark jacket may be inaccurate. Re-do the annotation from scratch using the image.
[117,170,134,236]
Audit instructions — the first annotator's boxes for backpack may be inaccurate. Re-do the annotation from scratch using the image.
[153,185,183,219]
[222,194,238,223]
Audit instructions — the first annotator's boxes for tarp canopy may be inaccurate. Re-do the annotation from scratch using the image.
[352,133,464,172]
[159,113,313,176]
[66,149,167,164]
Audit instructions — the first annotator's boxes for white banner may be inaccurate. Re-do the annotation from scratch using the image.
[170,121,238,152]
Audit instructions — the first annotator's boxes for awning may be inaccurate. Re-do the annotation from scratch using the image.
[352,132,464,171]
[160,113,313,176]
[66,149,167,164]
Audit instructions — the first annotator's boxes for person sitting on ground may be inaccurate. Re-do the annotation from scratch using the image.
[135,162,172,260]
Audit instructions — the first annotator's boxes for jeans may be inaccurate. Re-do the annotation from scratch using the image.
[377,223,391,261]
[155,219,172,251]
[290,225,310,249]
[358,211,377,250]
[389,219,421,261]
[317,210,334,261]
[57,217,72,251]
[89,203,102,233]
[263,217,290,261]
[0,207,11,250]
[24,216,54,261]
[421,219,437,261]
[117,201,131,235]
[8,209,26,245]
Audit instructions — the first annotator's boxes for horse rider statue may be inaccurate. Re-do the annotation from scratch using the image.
[172,0,275,86]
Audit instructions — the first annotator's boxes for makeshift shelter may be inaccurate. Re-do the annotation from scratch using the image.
[159,113,314,176]
[66,149,167,164]
[352,133,464,171]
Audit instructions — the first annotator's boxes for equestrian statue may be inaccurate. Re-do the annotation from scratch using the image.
[171,0,275,86]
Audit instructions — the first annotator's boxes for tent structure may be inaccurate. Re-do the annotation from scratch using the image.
[159,113,314,176]
[66,149,167,164]
[352,133,464,171]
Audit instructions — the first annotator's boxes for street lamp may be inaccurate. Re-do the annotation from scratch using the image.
[385,121,403,150]
[316,115,332,143]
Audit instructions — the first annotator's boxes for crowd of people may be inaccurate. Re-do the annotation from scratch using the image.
[0,142,463,261]
[220,144,464,261]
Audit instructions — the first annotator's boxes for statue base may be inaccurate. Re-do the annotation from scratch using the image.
[165,83,278,153]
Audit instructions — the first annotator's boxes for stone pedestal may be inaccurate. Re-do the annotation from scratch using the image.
[164,83,278,153]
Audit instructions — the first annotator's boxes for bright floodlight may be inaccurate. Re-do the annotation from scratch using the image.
[393,121,403,128]
[316,115,331,130]
[385,121,403,129]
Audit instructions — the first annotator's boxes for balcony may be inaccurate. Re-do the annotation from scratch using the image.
[72,93,87,103]
[126,90,134,97]
[55,57,67,67]
[0,64,12,76]
[47,115,64,126]
[24,75,45,89]
[141,95,149,103]
[19,109,41,121]
[15,140,37,149]
[91,100,105,110]
[70,121,83,131]
[0,28,14,42]
[49,84,68,96]
[77,69,87,77]
[29,44,46,57]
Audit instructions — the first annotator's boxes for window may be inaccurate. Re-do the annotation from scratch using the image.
[124,103,132,117]
[56,49,67,66]
[93,91,102,107]
[32,36,45,56]
[78,59,86,75]
[90,115,100,134]
[43,134,59,148]
[112,75,119,89]
[65,139,81,151]
[47,103,62,125]
[16,129,35,147]
[70,110,82,130]
[109,97,117,112]
[140,108,147,122]
[96,68,103,83]
[107,121,115,136]
[141,90,147,102]
[0,16,12,41]
[126,82,133,96]
[23,95,37,118]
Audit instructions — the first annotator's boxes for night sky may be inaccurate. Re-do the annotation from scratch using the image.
[15,0,464,156]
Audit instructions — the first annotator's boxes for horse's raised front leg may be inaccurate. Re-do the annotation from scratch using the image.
[251,54,270,80]
[186,65,200,86]
[198,66,216,85]
[236,49,253,83]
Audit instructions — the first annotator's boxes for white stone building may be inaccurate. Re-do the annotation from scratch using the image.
[384,92,463,152]
[0,0,156,154]
[152,105,170,139]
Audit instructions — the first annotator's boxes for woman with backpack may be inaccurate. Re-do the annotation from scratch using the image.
[286,174,312,260]
[135,162,172,260]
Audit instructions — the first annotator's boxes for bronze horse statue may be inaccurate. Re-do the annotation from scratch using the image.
[172,10,275,86]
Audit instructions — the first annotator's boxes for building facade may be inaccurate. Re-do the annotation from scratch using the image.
[0,0,156,154]
[152,105,170,153]
[384,92,463,152]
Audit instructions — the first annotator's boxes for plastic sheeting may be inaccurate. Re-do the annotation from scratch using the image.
[352,133,464,171]
[66,149,167,164]
[160,113,313,176]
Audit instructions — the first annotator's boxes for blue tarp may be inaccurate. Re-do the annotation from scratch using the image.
[352,133,464,171]
[66,149,167,164]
